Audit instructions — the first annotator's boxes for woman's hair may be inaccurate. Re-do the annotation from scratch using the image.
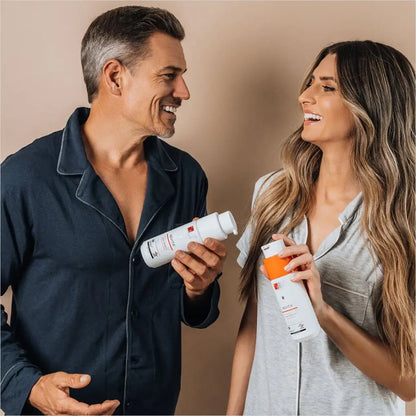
[240,40,415,376]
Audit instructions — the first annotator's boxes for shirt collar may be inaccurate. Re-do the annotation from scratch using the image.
[338,192,363,225]
[56,107,178,175]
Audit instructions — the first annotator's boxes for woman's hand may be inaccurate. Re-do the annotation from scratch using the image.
[261,233,329,320]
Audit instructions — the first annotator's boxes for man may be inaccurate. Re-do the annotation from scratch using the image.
[1,6,226,415]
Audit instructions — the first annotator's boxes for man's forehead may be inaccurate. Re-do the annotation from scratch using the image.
[146,32,187,69]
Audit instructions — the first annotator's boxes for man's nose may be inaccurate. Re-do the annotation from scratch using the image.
[173,76,190,101]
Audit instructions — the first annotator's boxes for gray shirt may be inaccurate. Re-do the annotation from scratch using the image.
[237,173,404,416]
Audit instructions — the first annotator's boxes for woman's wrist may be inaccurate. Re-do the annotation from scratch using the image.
[315,301,332,328]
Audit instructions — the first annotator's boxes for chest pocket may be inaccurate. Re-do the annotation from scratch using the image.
[320,261,374,327]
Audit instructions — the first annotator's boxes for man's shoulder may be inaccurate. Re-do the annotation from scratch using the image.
[2,130,63,190]
[152,137,206,177]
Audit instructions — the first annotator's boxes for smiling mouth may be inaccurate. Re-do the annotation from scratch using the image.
[304,113,323,122]
[161,105,178,114]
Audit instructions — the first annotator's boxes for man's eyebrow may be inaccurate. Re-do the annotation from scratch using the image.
[159,66,187,73]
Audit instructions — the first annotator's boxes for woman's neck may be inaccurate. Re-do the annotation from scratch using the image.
[315,149,361,204]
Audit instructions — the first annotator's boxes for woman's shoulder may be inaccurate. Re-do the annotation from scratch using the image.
[251,169,284,206]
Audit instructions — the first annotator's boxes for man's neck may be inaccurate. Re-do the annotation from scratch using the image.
[82,102,147,169]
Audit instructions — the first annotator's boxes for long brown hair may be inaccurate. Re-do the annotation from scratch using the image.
[241,41,415,376]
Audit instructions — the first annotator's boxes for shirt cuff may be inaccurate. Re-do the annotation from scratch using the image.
[1,363,42,415]
[181,277,220,329]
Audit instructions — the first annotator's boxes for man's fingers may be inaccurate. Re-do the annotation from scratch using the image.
[56,373,91,389]
[187,242,221,268]
[171,258,199,284]
[203,238,227,257]
[85,400,120,415]
[59,397,120,415]
[174,250,210,276]
[56,396,91,415]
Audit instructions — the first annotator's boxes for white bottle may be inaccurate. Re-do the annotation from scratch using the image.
[140,211,238,268]
[261,239,321,341]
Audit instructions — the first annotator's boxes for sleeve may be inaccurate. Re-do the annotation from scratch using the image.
[181,169,220,328]
[236,172,279,268]
[1,181,43,415]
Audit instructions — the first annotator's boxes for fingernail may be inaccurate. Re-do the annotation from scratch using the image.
[176,250,185,258]
[284,263,292,271]
[188,242,197,249]
[278,250,285,257]
[80,375,89,383]
[171,259,178,266]
[204,238,212,245]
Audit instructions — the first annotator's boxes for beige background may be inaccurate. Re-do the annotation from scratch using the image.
[1,1,415,414]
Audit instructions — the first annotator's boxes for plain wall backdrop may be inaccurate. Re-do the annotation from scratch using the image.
[1,1,415,414]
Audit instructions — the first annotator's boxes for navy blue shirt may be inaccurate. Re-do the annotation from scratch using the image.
[1,108,220,415]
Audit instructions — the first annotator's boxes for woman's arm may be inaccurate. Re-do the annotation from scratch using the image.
[226,293,257,415]
[274,234,415,402]
[318,304,415,401]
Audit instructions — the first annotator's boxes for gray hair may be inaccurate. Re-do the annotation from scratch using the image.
[81,6,185,103]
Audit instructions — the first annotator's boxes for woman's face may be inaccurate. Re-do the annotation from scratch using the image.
[298,54,355,147]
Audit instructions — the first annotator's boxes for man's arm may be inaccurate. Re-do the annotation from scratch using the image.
[1,173,119,415]
[1,185,44,415]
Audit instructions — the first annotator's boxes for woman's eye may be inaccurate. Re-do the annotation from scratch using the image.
[323,85,336,92]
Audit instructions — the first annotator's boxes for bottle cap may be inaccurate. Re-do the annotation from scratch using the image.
[261,239,285,258]
[218,211,238,235]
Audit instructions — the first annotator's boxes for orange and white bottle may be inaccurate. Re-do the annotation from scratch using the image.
[261,239,320,341]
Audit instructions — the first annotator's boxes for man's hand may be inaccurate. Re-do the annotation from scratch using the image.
[171,237,227,299]
[29,372,120,415]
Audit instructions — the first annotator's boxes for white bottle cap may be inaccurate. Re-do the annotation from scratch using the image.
[218,211,238,235]
[261,239,285,258]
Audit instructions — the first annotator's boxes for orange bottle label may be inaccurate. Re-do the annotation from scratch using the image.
[263,255,291,281]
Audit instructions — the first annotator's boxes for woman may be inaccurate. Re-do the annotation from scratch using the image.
[227,41,415,415]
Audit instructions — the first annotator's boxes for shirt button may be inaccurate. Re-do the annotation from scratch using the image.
[126,402,131,408]
[131,309,138,318]
[132,256,138,263]
[131,355,141,365]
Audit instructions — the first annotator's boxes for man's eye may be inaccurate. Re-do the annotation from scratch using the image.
[163,73,175,80]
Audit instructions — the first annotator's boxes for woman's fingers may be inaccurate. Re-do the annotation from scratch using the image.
[271,234,296,247]
[284,252,314,272]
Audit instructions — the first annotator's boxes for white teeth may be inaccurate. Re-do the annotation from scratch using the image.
[162,106,177,113]
[304,113,322,121]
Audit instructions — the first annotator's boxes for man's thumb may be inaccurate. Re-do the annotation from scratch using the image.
[67,373,91,389]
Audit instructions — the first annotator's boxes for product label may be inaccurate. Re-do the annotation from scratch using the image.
[272,276,308,336]
[147,226,200,259]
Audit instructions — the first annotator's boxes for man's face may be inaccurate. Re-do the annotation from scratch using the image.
[121,32,190,139]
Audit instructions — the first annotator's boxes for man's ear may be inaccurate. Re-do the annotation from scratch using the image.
[101,59,124,96]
